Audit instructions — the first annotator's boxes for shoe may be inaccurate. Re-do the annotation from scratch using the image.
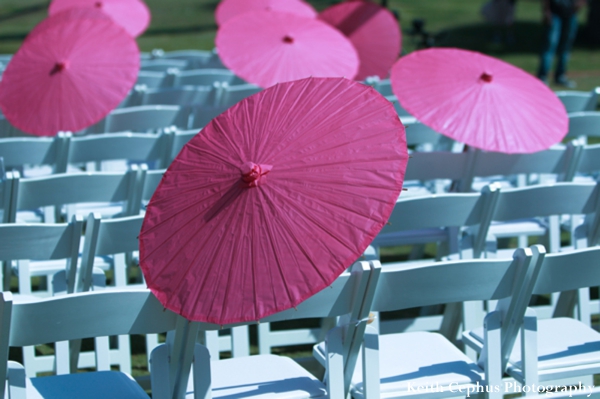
[554,76,577,89]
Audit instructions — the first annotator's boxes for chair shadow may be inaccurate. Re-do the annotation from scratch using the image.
[379,361,483,385]
[208,377,325,399]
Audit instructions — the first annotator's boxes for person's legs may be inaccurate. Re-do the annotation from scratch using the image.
[537,14,562,82]
[554,13,579,83]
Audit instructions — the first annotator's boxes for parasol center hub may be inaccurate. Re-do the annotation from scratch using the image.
[241,162,273,188]
[95,1,103,7]
[480,72,493,83]
[283,35,294,44]
[50,60,69,75]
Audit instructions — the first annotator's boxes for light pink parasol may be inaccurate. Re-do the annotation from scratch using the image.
[390,48,568,154]
[138,77,408,324]
[0,8,140,137]
[319,0,401,81]
[49,0,151,37]
[215,0,317,26]
[215,10,359,88]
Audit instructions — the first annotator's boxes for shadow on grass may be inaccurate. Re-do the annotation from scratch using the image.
[144,23,217,36]
[0,3,46,23]
[412,20,599,56]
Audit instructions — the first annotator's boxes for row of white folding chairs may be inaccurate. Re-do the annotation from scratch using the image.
[4,243,600,399]
[141,48,226,69]
[119,81,262,110]
[0,128,198,178]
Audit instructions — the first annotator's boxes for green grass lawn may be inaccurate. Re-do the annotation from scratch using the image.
[0,0,598,90]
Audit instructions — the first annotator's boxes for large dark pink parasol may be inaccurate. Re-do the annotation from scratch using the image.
[138,77,408,324]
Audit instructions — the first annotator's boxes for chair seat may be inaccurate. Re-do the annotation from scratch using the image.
[185,354,326,399]
[488,219,547,238]
[465,317,600,380]
[316,332,484,399]
[28,371,148,398]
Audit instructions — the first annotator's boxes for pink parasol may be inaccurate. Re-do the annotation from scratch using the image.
[215,0,317,26]
[390,48,568,154]
[0,8,140,137]
[138,77,408,324]
[319,0,401,81]
[49,0,151,37]
[216,10,359,88]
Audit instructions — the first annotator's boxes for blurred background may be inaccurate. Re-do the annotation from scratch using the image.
[0,0,598,89]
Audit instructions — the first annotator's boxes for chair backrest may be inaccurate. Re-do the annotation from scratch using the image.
[458,145,581,191]
[0,133,71,174]
[173,68,243,87]
[0,171,17,224]
[365,77,394,97]
[79,213,144,292]
[0,216,84,292]
[373,183,500,258]
[370,245,545,370]
[404,150,473,182]
[532,245,600,299]
[404,121,455,151]
[9,167,145,223]
[215,82,261,107]
[157,49,224,69]
[104,105,187,133]
[67,132,172,170]
[169,129,198,161]
[570,142,600,178]
[141,59,189,72]
[491,181,600,247]
[135,70,177,89]
[142,168,166,204]
[0,288,183,398]
[556,88,599,112]
[140,85,217,107]
[565,111,600,141]
[189,104,230,129]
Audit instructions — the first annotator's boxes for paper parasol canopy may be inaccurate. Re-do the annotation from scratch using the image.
[215,0,317,26]
[49,0,151,37]
[216,10,359,88]
[139,77,408,325]
[390,48,568,153]
[319,0,401,80]
[0,8,140,136]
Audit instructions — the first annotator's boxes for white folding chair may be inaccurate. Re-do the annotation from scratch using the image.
[485,181,600,257]
[87,105,189,133]
[0,217,84,378]
[0,289,184,399]
[136,69,178,89]
[67,131,173,171]
[555,87,599,113]
[150,261,380,399]
[214,82,261,108]
[463,246,600,394]
[0,133,71,176]
[141,59,189,72]
[138,85,217,107]
[404,120,456,153]
[188,104,230,129]
[169,129,199,162]
[8,167,145,224]
[154,49,224,69]
[384,94,412,118]
[314,245,545,399]
[403,150,474,195]
[456,145,581,193]
[565,111,600,144]
[172,68,245,87]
